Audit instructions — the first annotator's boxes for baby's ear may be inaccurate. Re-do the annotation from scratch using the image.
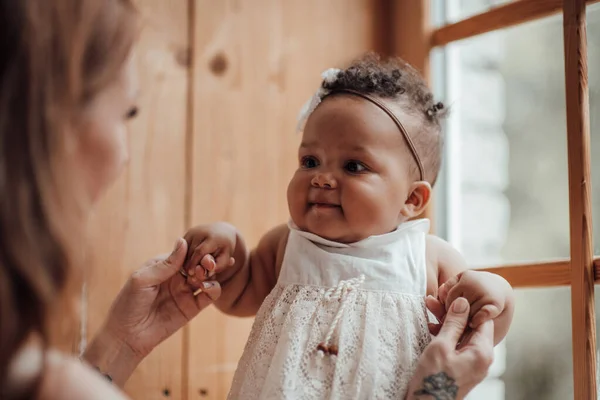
[400,181,432,218]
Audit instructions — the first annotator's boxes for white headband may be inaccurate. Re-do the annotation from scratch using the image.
[295,68,342,133]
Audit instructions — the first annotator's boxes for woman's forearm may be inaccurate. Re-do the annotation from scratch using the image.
[81,327,144,388]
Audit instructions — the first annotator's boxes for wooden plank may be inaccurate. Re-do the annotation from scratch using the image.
[563,0,597,398]
[390,0,436,228]
[188,0,380,398]
[431,0,600,47]
[480,260,572,288]
[391,0,430,76]
[372,0,393,57]
[85,0,190,398]
[480,258,600,288]
[182,0,196,398]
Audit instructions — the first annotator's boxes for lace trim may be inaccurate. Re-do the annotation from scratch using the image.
[228,283,430,399]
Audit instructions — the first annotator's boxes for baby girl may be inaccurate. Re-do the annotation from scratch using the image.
[183,54,514,399]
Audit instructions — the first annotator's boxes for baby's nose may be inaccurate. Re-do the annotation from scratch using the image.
[311,172,337,189]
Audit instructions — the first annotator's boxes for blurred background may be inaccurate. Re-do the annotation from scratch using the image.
[57,1,600,399]
[433,1,600,399]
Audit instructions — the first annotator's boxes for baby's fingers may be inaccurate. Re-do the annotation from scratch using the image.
[186,241,217,276]
[189,260,213,281]
[438,274,461,306]
[470,304,502,328]
[201,254,217,275]
[426,296,446,336]
[428,322,442,336]
[214,252,235,273]
[187,257,214,285]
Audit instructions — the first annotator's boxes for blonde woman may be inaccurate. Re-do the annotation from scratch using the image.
[0,1,494,399]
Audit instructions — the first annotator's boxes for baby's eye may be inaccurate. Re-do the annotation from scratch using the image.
[301,156,319,169]
[344,160,367,173]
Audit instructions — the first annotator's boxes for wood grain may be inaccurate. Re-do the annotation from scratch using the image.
[432,0,600,47]
[391,0,431,79]
[182,0,196,398]
[390,0,436,229]
[188,1,379,397]
[85,0,190,398]
[480,260,572,288]
[563,0,597,398]
[481,258,600,288]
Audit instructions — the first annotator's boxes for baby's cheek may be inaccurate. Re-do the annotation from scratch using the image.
[349,197,387,232]
[288,188,312,230]
[363,193,398,228]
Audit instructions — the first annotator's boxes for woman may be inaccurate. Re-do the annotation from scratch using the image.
[0,0,494,399]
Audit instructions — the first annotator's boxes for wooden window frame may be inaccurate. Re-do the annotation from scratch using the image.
[393,0,598,398]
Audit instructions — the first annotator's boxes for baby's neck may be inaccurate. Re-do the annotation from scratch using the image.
[297,223,408,245]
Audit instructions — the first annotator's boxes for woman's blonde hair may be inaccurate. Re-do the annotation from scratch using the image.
[0,0,138,393]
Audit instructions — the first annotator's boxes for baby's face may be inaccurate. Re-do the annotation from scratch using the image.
[287,95,422,243]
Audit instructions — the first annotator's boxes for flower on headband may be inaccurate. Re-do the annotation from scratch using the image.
[321,68,341,84]
[296,68,342,133]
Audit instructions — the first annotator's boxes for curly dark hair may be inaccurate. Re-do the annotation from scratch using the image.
[321,53,447,185]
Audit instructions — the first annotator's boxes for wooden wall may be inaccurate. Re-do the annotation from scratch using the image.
[81,1,382,399]
[86,0,190,397]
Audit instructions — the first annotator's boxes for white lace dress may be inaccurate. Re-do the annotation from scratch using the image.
[228,219,432,400]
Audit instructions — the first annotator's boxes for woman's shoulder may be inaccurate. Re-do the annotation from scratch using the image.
[37,350,129,400]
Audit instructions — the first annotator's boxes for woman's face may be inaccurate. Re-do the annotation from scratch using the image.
[75,55,139,202]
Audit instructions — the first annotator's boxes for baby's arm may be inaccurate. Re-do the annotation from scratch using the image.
[427,235,515,345]
[183,223,289,317]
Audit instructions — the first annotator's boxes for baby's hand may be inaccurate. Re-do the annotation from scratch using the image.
[183,222,237,281]
[438,270,512,329]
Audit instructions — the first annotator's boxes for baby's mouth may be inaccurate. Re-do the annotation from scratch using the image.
[309,202,341,210]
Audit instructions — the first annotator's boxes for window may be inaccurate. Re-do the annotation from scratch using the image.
[402,0,600,398]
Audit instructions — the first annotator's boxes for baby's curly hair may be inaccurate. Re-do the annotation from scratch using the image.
[322,53,446,185]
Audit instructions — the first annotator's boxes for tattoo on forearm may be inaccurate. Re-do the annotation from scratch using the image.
[413,372,458,400]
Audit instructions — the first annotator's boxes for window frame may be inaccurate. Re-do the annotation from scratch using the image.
[393,1,598,398]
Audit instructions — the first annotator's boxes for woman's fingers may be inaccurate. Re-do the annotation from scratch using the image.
[457,320,495,379]
[407,300,494,400]
[436,297,470,346]
[131,238,188,288]
[183,238,201,273]
[458,318,494,352]
[191,281,222,310]
[426,295,445,322]
[470,304,501,328]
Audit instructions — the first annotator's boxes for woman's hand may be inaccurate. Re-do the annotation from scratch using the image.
[82,238,221,387]
[406,297,494,400]
[183,222,238,280]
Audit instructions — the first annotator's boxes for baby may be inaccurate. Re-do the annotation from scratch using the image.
[183,54,514,399]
